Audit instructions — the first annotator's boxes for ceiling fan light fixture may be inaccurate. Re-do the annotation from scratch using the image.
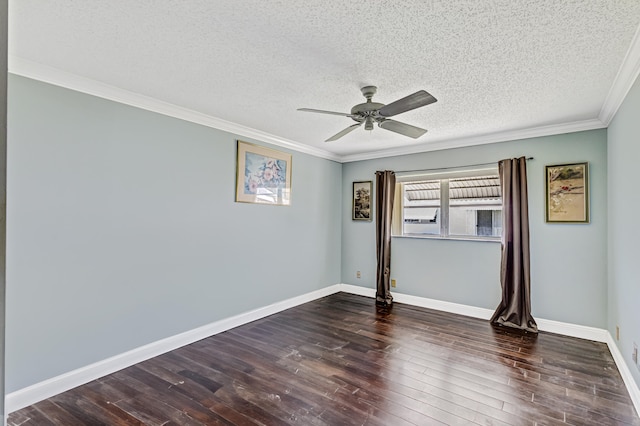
[365,117,374,131]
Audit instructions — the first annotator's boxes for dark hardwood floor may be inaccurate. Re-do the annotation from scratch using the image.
[8,292,640,425]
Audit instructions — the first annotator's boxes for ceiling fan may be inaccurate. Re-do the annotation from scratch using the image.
[298,86,437,142]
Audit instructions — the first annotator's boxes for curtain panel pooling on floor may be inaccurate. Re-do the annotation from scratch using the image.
[375,170,395,306]
[491,157,538,333]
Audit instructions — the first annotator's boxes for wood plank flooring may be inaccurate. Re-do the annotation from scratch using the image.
[8,292,640,425]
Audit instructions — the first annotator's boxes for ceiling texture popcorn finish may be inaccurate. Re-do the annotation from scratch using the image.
[8,1,640,161]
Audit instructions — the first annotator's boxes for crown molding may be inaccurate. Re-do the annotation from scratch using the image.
[9,55,613,165]
[7,55,341,162]
[599,22,640,125]
[339,118,606,163]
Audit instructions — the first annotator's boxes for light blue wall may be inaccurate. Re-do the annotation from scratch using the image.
[342,130,608,327]
[6,75,342,392]
[608,73,640,387]
[3,73,621,396]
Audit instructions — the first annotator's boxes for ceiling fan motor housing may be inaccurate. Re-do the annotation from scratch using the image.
[350,102,384,117]
[351,85,384,129]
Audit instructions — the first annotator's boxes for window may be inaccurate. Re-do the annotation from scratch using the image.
[403,179,440,235]
[394,171,502,240]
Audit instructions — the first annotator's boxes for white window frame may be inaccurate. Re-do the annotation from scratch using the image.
[392,166,502,242]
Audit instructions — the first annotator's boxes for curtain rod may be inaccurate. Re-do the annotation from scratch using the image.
[390,157,534,174]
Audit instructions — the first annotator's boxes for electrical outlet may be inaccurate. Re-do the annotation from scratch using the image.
[356,271,361,279]
[633,343,638,365]
[391,279,396,288]
[616,325,620,341]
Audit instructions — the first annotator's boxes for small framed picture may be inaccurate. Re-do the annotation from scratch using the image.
[352,181,372,221]
[236,140,292,206]
[545,162,589,223]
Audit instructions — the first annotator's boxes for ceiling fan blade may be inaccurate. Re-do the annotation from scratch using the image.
[378,90,437,117]
[378,119,428,139]
[326,121,364,142]
[298,108,353,117]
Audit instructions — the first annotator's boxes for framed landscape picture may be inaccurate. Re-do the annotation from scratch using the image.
[352,181,372,221]
[236,141,292,206]
[545,162,589,223]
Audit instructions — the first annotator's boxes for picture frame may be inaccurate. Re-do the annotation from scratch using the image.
[352,181,372,221]
[545,162,589,223]
[236,140,292,206]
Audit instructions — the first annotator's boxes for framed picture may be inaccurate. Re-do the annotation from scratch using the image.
[236,140,292,206]
[352,181,372,221]
[545,162,589,223]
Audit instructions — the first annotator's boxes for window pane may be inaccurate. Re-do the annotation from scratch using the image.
[403,180,440,235]
[448,176,502,237]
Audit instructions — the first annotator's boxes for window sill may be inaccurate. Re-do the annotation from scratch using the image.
[392,234,502,243]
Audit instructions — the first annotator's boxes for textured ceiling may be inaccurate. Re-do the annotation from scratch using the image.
[8,1,640,160]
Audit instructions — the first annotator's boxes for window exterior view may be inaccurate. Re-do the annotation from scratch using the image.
[400,175,502,239]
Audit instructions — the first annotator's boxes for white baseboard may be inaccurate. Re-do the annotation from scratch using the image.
[5,284,343,413]
[339,283,639,416]
[605,333,640,418]
[535,317,610,342]
[340,284,607,341]
[340,283,497,319]
[7,283,639,419]
[338,283,376,298]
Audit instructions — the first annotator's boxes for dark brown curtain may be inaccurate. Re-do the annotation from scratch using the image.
[490,157,538,333]
[375,170,395,306]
